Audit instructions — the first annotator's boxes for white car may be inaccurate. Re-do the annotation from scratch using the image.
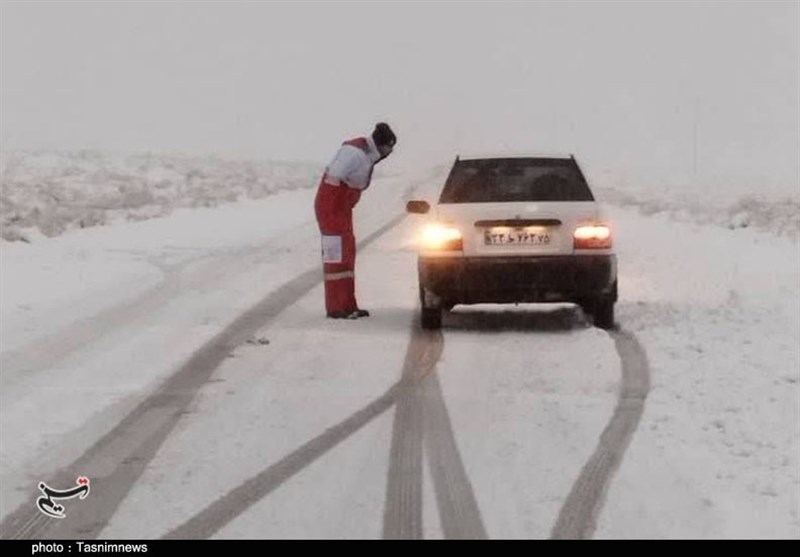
[406,154,617,330]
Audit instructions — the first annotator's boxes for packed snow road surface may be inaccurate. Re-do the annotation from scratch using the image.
[1,175,797,538]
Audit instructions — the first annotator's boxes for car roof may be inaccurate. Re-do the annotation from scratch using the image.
[455,151,575,162]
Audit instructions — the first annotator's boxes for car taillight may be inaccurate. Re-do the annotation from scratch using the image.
[574,225,612,249]
[421,224,463,251]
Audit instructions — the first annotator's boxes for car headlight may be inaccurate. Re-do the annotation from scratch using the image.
[421,223,463,251]
[573,224,612,249]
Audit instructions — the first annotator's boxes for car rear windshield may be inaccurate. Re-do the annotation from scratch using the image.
[438,158,594,203]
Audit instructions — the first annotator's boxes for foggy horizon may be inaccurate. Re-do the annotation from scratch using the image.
[2,0,798,189]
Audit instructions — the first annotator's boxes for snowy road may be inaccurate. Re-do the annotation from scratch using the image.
[1,175,797,539]
[1,210,646,540]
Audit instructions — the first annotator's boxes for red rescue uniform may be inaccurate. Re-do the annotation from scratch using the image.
[314,136,380,315]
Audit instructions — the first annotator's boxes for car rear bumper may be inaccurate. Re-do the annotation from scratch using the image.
[418,254,617,304]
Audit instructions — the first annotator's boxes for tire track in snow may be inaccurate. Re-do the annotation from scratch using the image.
[164,316,434,538]
[0,215,406,540]
[383,324,487,539]
[163,315,484,540]
[550,327,650,539]
[163,382,402,539]
[422,365,488,539]
[382,323,434,539]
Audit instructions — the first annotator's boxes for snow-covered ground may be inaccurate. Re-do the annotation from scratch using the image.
[0,151,320,242]
[598,206,799,538]
[0,152,798,538]
[593,181,799,239]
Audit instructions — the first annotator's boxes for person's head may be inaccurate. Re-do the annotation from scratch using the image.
[372,122,396,159]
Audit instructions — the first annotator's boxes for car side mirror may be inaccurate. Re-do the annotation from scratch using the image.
[406,200,430,214]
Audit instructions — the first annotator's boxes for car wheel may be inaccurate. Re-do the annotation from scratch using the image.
[577,298,594,318]
[421,307,442,330]
[419,285,443,329]
[593,298,615,330]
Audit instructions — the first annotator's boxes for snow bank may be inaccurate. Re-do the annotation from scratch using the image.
[0,150,321,242]
[589,170,799,239]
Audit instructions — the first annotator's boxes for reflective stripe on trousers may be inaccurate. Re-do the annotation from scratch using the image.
[324,270,355,281]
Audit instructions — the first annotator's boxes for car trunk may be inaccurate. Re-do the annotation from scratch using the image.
[435,201,599,257]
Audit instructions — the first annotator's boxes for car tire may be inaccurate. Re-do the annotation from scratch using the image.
[421,307,442,330]
[577,298,594,319]
[593,298,615,330]
[419,285,443,329]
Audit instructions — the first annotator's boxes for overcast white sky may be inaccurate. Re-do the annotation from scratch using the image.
[2,0,798,188]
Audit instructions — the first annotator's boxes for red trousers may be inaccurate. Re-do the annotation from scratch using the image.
[314,179,362,314]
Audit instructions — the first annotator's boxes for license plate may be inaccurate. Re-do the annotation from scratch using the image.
[484,228,551,246]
